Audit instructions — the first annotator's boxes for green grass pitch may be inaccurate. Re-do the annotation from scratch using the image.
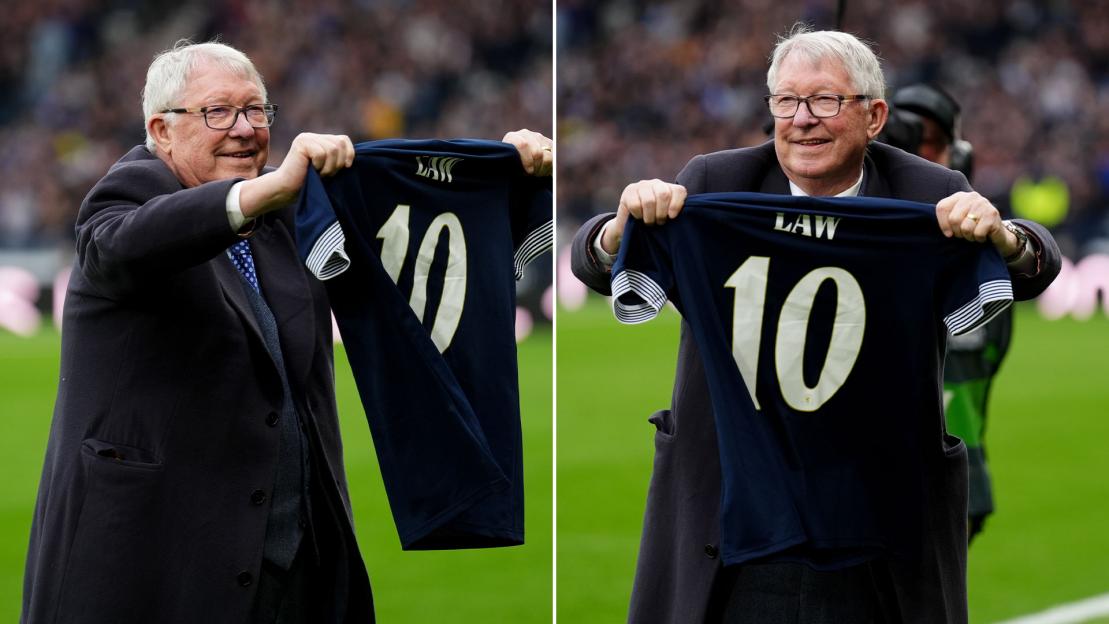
[4,297,1108,622]
[0,327,551,622]
[557,298,1109,624]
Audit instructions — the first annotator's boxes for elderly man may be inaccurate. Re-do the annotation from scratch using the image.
[571,27,1059,624]
[23,41,551,624]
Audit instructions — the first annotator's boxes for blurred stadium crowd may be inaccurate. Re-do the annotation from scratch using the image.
[0,0,552,249]
[557,0,1109,259]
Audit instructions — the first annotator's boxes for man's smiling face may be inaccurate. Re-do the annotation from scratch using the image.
[772,53,886,196]
[155,59,269,188]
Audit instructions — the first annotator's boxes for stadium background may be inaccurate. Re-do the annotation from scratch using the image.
[556,1,1109,623]
[4,0,1109,622]
[0,1,552,622]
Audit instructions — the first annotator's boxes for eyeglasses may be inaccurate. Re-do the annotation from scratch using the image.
[765,94,870,119]
[160,104,278,130]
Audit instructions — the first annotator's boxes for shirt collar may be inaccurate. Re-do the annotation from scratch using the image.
[788,169,865,198]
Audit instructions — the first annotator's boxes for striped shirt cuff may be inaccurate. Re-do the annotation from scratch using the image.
[514,220,553,280]
[305,221,350,280]
[944,279,1013,335]
[611,269,668,324]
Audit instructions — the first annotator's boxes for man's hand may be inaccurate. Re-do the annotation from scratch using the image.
[239,133,355,218]
[600,179,688,255]
[502,129,553,177]
[935,191,1020,257]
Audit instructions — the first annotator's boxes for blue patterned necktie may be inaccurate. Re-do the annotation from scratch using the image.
[228,239,260,293]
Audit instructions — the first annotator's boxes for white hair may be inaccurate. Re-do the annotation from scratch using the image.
[766,24,886,101]
[142,40,267,151]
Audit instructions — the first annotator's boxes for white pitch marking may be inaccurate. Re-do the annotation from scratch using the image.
[996,592,1109,624]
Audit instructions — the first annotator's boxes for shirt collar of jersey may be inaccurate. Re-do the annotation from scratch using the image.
[788,169,865,198]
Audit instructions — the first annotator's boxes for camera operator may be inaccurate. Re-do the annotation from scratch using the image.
[880,83,1010,543]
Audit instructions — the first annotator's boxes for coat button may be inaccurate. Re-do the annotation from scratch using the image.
[250,489,266,505]
[265,412,279,427]
[237,571,253,587]
[704,544,719,559]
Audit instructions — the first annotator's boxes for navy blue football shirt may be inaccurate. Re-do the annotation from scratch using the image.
[612,192,1012,568]
[296,139,551,549]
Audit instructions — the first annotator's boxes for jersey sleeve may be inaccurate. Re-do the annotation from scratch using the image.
[940,242,1014,335]
[610,219,675,324]
[295,167,351,280]
[510,177,553,280]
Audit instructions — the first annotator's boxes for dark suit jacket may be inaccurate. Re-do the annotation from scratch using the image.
[22,147,372,623]
[570,141,1061,624]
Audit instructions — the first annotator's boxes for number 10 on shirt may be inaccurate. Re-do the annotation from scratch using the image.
[376,203,468,353]
[725,256,866,412]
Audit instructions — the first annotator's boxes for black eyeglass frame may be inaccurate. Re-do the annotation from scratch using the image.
[764,94,871,119]
[160,104,279,130]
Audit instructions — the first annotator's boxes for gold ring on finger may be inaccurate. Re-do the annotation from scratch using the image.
[541,146,553,152]
[966,213,979,222]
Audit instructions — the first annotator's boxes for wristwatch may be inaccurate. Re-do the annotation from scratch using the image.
[1002,220,1030,263]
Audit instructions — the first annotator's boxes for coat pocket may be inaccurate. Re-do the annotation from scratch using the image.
[648,408,675,443]
[56,440,166,619]
[80,438,162,469]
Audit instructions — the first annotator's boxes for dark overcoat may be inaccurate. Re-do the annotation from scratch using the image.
[570,141,1061,624]
[22,146,373,623]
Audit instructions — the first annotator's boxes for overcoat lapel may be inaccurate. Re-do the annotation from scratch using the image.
[861,149,893,198]
[212,244,285,386]
[250,217,316,395]
[758,165,791,194]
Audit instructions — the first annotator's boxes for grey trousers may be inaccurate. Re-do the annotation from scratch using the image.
[252,531,321,624]
[252,473,366,624]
